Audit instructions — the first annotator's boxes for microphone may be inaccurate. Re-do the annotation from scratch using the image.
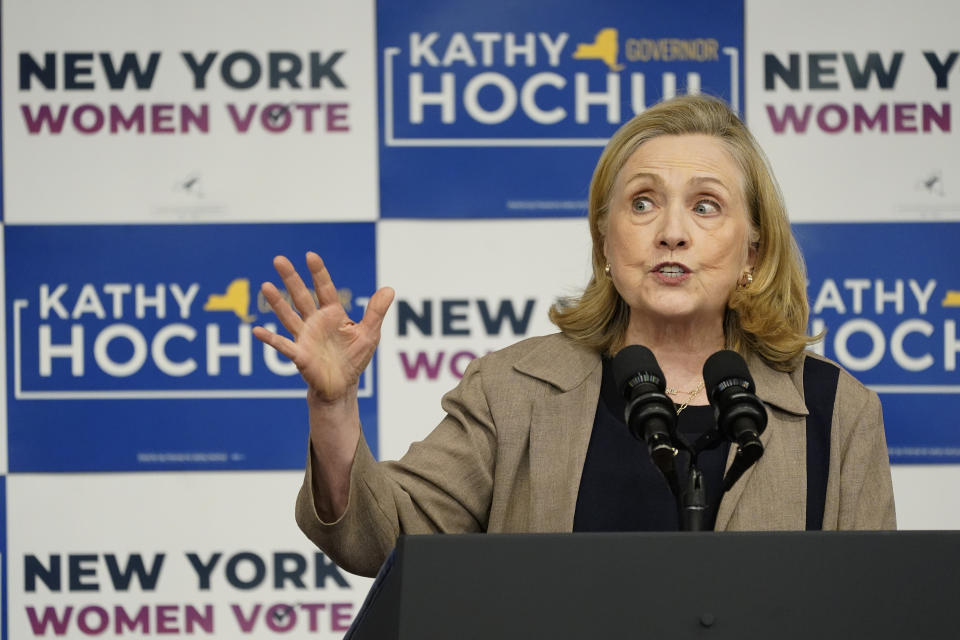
[612,345,678,473]
[703,350,768,467]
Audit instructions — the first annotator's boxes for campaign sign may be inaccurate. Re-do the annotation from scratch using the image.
[5,224,378,472]
[377,0,744,218]
[7,472,373,639]
[0,224,8,474]
[376,219,592,459]
[796,222,960,463]
[1,0,377,224]
[746,0,960,223]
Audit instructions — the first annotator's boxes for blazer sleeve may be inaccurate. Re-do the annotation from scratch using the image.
[295,356,498,577]
[834,372,897,530]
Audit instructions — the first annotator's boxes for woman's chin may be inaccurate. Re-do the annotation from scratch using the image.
[633,301,724,327]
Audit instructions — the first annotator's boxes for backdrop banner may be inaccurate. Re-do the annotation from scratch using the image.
[377,0,744,218]
[1,1,959,638]
[797,222,960,463]
[6,473,372,640]
[1,0,378,224]
[5,224,378,472]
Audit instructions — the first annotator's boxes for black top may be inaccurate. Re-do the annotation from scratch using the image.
[573,358,730,531]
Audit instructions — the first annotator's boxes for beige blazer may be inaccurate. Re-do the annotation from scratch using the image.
[296,333,896,577]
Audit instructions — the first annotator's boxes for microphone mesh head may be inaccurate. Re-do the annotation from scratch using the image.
[612,345,664,394]
[703,350,754,392]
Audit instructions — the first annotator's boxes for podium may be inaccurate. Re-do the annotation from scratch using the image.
[347,531,959,639]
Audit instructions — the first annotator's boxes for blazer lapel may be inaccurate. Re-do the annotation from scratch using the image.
[715,353,808,530]
[512,336,602,532]
[714,420,775,530]
[527,384,600,530]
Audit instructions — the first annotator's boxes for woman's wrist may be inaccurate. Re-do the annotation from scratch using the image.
[306,387,361,521]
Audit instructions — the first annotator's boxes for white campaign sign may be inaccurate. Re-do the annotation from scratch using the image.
[746,0,960,222]
[376,218,593,460]
[7,472,373,639]
[1,0,378,223]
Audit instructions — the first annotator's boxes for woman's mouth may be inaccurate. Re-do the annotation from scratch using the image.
[652,262,691,283]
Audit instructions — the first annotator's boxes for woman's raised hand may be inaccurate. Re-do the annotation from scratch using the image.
[252,252,394,405]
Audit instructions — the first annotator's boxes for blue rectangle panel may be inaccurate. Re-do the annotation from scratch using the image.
[377,0,745,218]
[796,222,960,463]
[6,224,378,471]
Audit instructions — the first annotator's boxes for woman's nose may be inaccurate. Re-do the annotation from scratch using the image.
[655,204,690,250]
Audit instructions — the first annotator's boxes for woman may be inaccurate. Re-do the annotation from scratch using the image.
[253,95,896,578]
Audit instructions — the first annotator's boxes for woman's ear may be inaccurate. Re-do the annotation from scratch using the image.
[746,227,759,271]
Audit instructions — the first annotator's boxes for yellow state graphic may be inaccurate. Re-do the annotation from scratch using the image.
[942,291,960,307]
[204,278,256,322]
[573,28,624,72]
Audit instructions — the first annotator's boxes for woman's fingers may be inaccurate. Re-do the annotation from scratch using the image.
[255,252,397,402]
[260,281,304,336]
[274,255,319,319]
[306,251,342,309]
[361,286,396,333]
[252,325,298,361]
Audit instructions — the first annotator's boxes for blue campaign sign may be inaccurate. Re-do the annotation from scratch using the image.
[5,224,378,472]
[796,222,960,463]
[377,0,744,218]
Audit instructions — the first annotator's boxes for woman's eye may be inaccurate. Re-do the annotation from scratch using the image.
[694,199,720,215]
[632,196,654,213]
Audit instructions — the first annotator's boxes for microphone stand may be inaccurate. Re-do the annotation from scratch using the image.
[681,459,707,532]
[675,429,724,531]
[668,427,763,530]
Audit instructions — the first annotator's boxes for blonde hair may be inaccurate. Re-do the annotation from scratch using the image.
[550,94,816,370]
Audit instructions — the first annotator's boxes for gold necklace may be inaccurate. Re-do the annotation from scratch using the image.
[668,380,705,416]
